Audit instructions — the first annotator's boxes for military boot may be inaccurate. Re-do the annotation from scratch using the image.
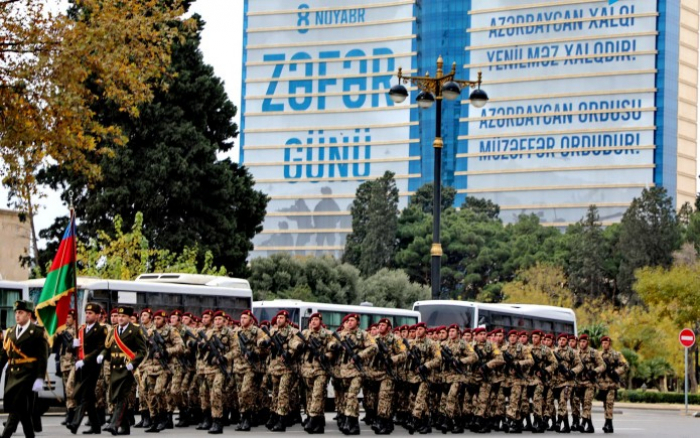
[523,414,533,432]
[361,409,375,425]
[164,413,173,429]
[602,419,613,434]
[207,418,223,435]
[558,415,570,433]
[406,416,419,435]
[196,411,212,431]
[144,413,161,433]
[533,415,546,433]
[155,413,168,432]
[550,416,561,432]
[134,411,148,429]
[270,415,286,432]
[174,409,188,428]
[570,416,580,432]
[581,418,594,433]
[345,416,360,435]
[236,412,251,432]
[337,414,348,433]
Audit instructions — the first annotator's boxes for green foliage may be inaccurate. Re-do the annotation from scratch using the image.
[39,16,268,277]
[616,187,681,301]
[636,357,674,390]
[461,196,501,220]
[635,263,700,327]
[249,253,360,304]
[357,268,430,309]
[580,323,608,349]
[618,389,700,405]
[78,212,226,280]
[408,183,457,214]
[343,172,399,276]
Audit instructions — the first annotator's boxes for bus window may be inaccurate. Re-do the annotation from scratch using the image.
[394,315,418,327]
[216,297,250,319]
[491,312,512,329]
[535,320,554,332]
[0,288,22,329]
[146,292,182,308]
[253,308,301,326]
[185,295,216,313]
[416,304,475,328]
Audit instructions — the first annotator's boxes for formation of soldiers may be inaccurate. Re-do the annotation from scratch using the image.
[2,300,630,437]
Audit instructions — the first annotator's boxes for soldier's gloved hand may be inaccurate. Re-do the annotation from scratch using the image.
[97,355,104,364]
[480,363,489,374]
[418,365,428,375]
[126,363,134,371]
[32,379,43,392]
[260,339,270,348]
[73,339,81,348]
[75,360,85,370]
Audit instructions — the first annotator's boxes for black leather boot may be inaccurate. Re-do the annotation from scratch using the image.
[144,413,160,433]
[523,414,533,432]
[345,416,360,435]
[570,416,580,432]
[559,415,571,433]
[602,419,613,434]
[581,418,594,433]
[207,418,223,435]
[270,415,286,432]
[266,413,278,430]
[236,412,251,432]
[134,411,147,428]
[175,409,188,428]
[196,411,212,431]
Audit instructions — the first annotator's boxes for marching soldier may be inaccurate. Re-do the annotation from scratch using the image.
[198,310,234,434]
[67,303,109,434]
[99,306,148,436]
[440,324,476,434]
[195,310,215,431]
[574,334,606,433]
[231,310,263,432]
[143,309,184,433]
[552,333,583,433]
[470,327,505,434]
[135,309,154,428]
[56,309,78,426]
[0,300,49,438]
[502,329,533,433]
[334,313,376,435]
[297,312,333,434]
[526,330,558,433]
[598,336,629,434]
[259,310,302,433]
[171,310,198,428]
[98,308,119,427]
[370,318,406,435]
[406,322,440,434]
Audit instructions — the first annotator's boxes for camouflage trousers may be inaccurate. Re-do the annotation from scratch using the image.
[376,378,395,420]
[332,377,345,415]
[225,376,238,413]
[340,376,363,418]
[492,383,507,417]
[570,385,581,417]
[506,384,524,420]
[552,386,571,417]
[532,383,547,416]
[474,382,493,417]
[443,382,462,418]
[63,370,77,410]
[395,382,410,416]
[363,380,378,413]
[462,384,478,417]
[145,373,171,416]
[302,375,327,417]
[545,385,556,418]
[236,371,258,414]
[168,369,184,411]
[576,385,595,420]
[187,372,200,409]
[138,370,149,412]
[599,389,616,420]
[411,382,431,419]
[271,373,295,417]
[200,373,226,418]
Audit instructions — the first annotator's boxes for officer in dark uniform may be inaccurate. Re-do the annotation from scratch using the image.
[98,306,147,436]
[67,303,109,434]
[0,300,49,438]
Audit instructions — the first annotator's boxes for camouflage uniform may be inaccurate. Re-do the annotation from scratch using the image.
[231,324,263,430]
[471,340,505,432]
[200,325,234,424]
[143,323,184,428]
[137,322,153,417]
[503,341,533,430]
[439,338,476,432]
[551,343,583,431]
[369,331,407,432]
[406,336,441,429]
[56,325,77,410]
[173,325,198,427]
[576,345,605,424]
[528,342,558,429]
[599,347,628,425]
[336,327,376,419]
[298,327,333,418]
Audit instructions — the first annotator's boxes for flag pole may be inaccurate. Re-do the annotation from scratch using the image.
[69,193,79,332]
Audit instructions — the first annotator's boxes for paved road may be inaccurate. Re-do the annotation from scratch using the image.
[10,408,699,437]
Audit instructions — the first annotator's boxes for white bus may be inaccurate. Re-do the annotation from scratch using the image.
[23,273,253,410]
[253,299,420,331]
[413,300,577,335]
[0,279,29,330]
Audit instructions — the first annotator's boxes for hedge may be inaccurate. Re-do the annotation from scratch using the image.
[617,389,700,405]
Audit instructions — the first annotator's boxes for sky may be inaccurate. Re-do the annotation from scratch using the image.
[1,0,699,248]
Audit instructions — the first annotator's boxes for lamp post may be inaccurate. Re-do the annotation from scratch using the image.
[388,56,489,300]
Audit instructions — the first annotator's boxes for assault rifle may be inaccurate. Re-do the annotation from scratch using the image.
[375,338,398,380]
[331,331,365,374]
[196,330,232,380]
[440,345,467,376]
[603,358,621,384]
[553,350,575,380]
[296,331,331,373]
[531,350,551,381]
[140,325,171,373]
[261,325,293,366]
[58,330,74,355]
[473,346,491,377]
[401,339,428,382]
[502,350,526,380]
[238,332,259,367]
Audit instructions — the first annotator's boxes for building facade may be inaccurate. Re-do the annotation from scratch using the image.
[0,209,31,281]
[241,0,699,258]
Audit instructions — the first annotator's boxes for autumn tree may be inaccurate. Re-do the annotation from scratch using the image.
[1,0,192,265]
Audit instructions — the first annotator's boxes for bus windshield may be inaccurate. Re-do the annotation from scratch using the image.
[414,303,475,328]
[0,285,25,330]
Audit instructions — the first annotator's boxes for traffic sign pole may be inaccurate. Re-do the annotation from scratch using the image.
[678,328,695,416]
[685,347,689,416]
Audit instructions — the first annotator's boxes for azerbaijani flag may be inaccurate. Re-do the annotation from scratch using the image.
[36,212,77,344]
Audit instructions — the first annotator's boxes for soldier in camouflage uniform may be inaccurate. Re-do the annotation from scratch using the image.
[574,333,606,433]
[97,309,119,427]
[527,330,558,433]
[56,309,77,426]
[404,322,440,434]
[439,324,476,434]
[134,308,154,429]
[332,313,376,435]
[143,309,184,433]
[259,309,302,433]
[367,318,406,435]
[194,310,215,431]
[296,312,333,434]
[169,311,197,427]
[470,327,505,434]
[552,333,583,433]
[502,329,534,433]
[598,336,628,434]
[486,328,507,431]
[567,334,582,430]
[179,312,200,427]
[231,310,263,432]
[197,310,234,434]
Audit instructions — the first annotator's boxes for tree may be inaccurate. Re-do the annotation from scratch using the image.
[40,16,268,276]
[357,268,430,309]
[461,196,501,220]
[502,264,574,308]
[1,0,192,264]
[78,212,226,280]
[408,183,457,214]
[343,172,399,276]
[616,187,681,301]
[504,214,564,275]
